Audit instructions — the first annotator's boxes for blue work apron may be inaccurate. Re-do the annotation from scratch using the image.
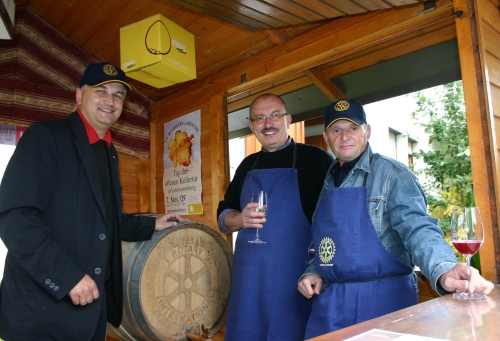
[304,183,418,339]
[225,143,312,341]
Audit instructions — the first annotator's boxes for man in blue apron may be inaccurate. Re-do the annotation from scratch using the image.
[217,94,333,341]
[297,99,494,339]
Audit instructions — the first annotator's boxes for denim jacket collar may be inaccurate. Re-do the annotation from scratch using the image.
[352,142,372,174]
[327,143,372,188]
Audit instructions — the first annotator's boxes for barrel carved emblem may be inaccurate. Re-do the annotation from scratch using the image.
[140,226,231,339]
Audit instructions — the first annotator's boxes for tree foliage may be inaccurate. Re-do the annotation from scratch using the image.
[411,81,472,234]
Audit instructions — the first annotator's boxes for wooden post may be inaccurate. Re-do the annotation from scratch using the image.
[454,0,499,280]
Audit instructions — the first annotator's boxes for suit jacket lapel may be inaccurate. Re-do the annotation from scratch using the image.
[69,112,107,220]
[107,144,122,215]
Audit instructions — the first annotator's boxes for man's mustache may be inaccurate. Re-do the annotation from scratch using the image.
[261,127,279,134]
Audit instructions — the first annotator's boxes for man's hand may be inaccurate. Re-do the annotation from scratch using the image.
[155,214,183,231]
[298,274,323,299]
[68,274,99,306]
[223,203,266,232]
[439,263,494,295]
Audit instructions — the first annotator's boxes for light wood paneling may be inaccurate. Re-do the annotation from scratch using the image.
[454,0,499,280]
[475,0,500,279]
[475,0,500,277]
[305,134,328,152]
[487,54,500,88]
[118,153,140,214]
[209,94,230,245]
[244,122,305,155]
[416,272,441,303]
[117,152,153,214]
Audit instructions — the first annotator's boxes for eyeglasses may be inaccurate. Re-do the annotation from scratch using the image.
[249,112,288,123]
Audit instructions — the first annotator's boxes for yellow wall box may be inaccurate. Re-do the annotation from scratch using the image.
[120,14,196,88]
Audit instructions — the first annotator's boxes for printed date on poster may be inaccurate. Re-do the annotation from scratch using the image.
[165,195,186,204]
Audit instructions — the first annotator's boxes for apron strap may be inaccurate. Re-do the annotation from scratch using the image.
[327,270,414,285]
[292,141,297,168]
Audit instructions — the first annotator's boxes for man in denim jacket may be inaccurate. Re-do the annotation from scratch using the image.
[297,99,494,339]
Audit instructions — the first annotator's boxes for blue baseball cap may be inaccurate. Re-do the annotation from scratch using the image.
[79,62,132,92]
[324,99,367,130]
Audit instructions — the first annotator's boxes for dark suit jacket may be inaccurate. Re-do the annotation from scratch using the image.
[0,112,155,340]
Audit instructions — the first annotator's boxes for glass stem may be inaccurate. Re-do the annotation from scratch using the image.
[466,255,471,293]
[256,228,260,240]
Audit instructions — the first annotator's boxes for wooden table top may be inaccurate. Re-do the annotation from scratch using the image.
[308,284,500,341]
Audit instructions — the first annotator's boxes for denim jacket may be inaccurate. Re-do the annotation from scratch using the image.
[304,144,457,294]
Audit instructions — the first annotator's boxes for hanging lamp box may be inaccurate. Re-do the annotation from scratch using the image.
[120,14,196,88]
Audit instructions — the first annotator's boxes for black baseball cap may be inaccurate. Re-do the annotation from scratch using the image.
[79,62,132,92]
[324,99,367,130]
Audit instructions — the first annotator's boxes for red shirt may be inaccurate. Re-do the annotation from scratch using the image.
[77,109,112,148]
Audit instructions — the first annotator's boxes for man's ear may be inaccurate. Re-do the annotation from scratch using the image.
[75,88,82,105]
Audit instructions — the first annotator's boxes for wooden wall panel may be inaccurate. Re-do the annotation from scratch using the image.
[416,271,441,303]
[244,122,305,155]
[454,0,500,280]
[118,152,153,214]
[475,0,500,279]
[244,134,259,155]
[209,94,230,245]
[487,54,500,88]
[305,135,328,152]
[118,153,140,214]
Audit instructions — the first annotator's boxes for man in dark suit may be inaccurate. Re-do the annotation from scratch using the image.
[0,62,182,341]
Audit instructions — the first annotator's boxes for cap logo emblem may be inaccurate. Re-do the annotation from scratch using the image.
[103,64,118,76]
[335,100,350,112]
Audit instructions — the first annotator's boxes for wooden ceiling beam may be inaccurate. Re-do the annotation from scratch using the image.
[263,29,292,46]
[304,68,344,100]
[222,4,456,96]
[304,116,324,127]
[227,73,306,103]
[227,75,313,112]
[320,19,457,80]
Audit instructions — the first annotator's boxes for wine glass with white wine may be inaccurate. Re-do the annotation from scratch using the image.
[248,191,267,244]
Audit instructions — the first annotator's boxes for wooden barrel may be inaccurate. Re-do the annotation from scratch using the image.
[107,220,233,341]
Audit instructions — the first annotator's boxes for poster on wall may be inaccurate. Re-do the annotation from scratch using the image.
[0,125,27,145]
[163,110,203,215]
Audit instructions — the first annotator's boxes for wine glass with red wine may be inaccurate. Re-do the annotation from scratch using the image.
[450,206,486,301]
